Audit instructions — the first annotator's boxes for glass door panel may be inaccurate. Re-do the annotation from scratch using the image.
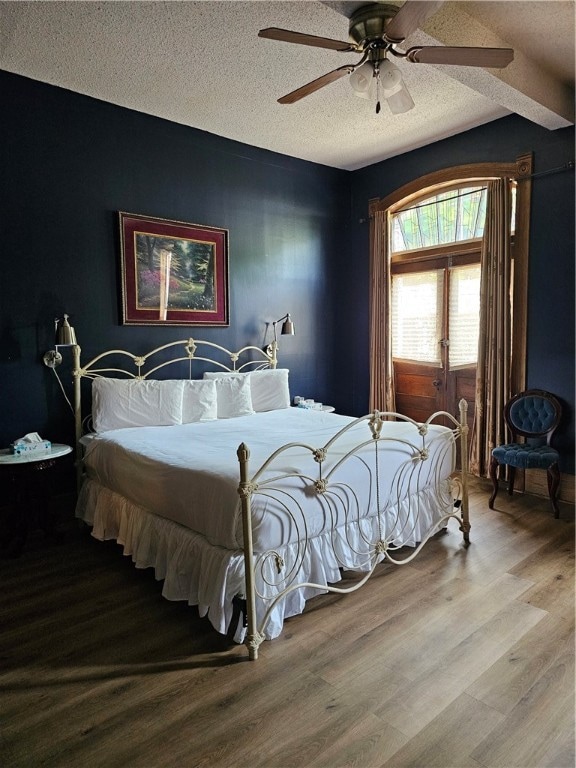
[391,270,443,365]
[448,264,481,368]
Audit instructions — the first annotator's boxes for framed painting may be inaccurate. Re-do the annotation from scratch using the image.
[119,212,229,326]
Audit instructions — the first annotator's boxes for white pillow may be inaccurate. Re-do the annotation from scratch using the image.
[249,369,290,411]
[92,378,184,432]
[181,379,217,423]
[204,374,254,419]
[204,369,290,412]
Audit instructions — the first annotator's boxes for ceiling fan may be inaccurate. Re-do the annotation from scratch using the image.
[259,1,514,114]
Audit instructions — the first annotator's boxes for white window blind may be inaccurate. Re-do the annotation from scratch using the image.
[391,270,443,364]
[449,265,481,368]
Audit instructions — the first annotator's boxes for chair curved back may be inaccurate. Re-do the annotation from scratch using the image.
[505,389,562,445]
[491,389,563,517]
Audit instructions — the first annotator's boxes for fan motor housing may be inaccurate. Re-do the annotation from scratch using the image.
[348,3,400,46]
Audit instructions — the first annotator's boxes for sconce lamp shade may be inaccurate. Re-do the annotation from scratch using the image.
[271,312,295,346]
[56,314,77,346]
[43,313,78,368]
[280,314,295,336]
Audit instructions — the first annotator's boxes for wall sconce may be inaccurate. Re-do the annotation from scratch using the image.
[273,313,295,343]
[43,314,78,368]
[267,313,295,367]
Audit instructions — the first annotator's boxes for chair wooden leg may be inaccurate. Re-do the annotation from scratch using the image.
[488,456,499,509]
[507,466,516,496]
[547,463,561,518]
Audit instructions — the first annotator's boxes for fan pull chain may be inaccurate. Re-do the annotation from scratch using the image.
[375,69,381,114]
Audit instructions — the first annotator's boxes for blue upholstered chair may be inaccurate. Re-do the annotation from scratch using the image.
[489,389,562,517]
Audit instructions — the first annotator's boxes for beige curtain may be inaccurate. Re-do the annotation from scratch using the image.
[470,178,513,476]
[369,209,395,412]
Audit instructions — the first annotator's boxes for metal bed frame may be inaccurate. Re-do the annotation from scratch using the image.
[237,403,469,659]
[70,339,470,661]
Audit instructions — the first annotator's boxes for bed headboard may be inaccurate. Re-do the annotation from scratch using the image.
[71,338,278,485]
[73,337,275,379]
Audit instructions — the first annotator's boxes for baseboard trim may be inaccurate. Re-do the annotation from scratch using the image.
[525,469,575,505]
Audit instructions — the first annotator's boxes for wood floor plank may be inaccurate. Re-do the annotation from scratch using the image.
[409,510,565,589]
[509,525,575,618]
[372,597,546,738]
[470,647,575,768]
[466,613,575,714]
[373,667,475,739]
[375,573,540,679]
[379,692,504,767]
[306,712,408,768]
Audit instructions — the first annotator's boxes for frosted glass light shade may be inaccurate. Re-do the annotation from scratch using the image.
[386,84,415,114]
[378,59,403,96]
[349,61,375,99]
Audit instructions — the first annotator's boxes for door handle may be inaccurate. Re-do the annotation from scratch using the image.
[432,379,442,390]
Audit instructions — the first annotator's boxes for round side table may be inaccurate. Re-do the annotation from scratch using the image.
[0,444,73,557]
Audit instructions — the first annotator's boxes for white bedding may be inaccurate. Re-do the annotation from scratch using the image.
[81,408,454,553]
[77,407,457,639]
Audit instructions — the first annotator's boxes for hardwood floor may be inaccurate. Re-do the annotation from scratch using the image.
[1,480,574,768]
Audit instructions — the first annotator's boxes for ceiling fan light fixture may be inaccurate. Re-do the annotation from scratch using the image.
[349,60,375,99]
[261,4,515,111]
[386,83,415,114]
[378,58,403,96]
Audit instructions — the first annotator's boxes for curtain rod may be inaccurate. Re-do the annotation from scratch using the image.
[524,160,574,180]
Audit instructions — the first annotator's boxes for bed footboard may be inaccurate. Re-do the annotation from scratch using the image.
[237,400,470,660]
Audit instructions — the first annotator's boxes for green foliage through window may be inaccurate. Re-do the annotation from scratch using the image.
[391,183,516,253]
[391,186,487,252]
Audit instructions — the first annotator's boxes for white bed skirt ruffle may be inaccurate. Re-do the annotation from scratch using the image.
[76,478,452,642]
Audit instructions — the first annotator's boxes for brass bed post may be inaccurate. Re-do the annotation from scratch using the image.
[458,398,471,545]
[237,443,264,660]
[72,344,83,494]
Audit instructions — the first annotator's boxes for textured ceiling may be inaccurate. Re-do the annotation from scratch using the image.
[0,1,574,170]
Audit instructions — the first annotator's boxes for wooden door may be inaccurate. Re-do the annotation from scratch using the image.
[392,263,480,431]
[393,360,444,423]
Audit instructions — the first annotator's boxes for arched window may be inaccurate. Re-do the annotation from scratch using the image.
[392,185,487,251]
[391,184,516,253]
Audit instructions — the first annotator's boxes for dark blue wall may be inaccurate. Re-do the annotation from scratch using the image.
[0,70,349,448]
[1,71,573,474]
[344,116,575,472]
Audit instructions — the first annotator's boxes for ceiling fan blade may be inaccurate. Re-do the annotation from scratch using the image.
[407,46,514,68]
[259,27,356,52]
[384,1,444,44]
[278,67,352,104]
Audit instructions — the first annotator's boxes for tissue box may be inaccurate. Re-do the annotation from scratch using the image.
[11,440,52,456]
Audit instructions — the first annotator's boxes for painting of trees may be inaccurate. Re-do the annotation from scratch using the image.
[135,234,216,315]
